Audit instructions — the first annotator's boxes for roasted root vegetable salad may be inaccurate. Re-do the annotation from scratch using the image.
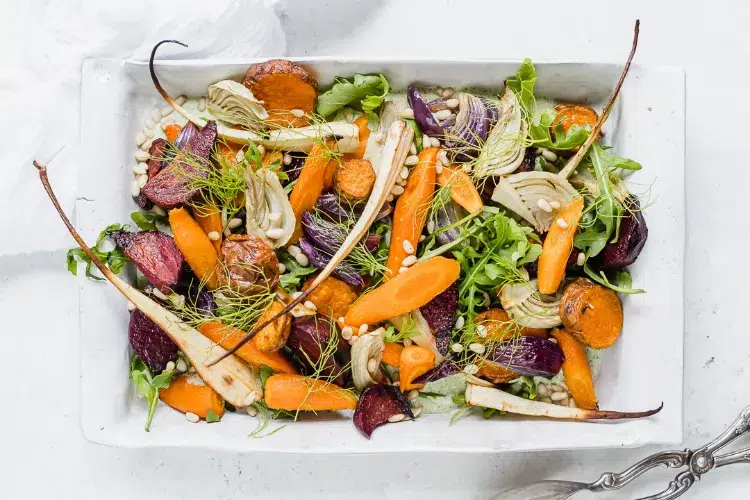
[38,22,662,439]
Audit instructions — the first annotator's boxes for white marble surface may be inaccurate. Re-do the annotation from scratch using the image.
[2,0,748,498]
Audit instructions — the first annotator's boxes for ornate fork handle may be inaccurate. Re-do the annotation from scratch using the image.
[635,405,750,500]
[587,450,690,492]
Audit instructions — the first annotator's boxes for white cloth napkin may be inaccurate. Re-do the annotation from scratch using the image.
[0,0,285,256]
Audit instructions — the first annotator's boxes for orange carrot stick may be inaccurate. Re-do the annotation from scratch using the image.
[344,256,459,327]
[164,124,182,143]
[198,322,298,375]
[264,374,358,411]
[348,115,370,160]
[436,164,483,214]
[169,207,219,289]
[382,342,404,368]
[550,328,598,410]
[385,147,438,279]
[537,197,584,294]
[193,206,223,252]
[159,373,225,419]
[399,345,436,391]
[288,141,334,243]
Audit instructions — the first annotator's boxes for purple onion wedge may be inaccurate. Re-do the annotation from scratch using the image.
[354,384,414,438]
[412,359,461,385]
[287,316,350,386]
[599,196,648,269]
[489,336,565,378]
[315,193,392,222]
[110,230,184,294]
[445,93,490,162]
[298,237,364,288]
[419,282,458,356]
[407,85,445,137]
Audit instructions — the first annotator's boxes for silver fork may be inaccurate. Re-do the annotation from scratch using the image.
[490,405,750,500]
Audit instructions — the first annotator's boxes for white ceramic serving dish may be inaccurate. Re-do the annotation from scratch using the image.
[76,57,685,453]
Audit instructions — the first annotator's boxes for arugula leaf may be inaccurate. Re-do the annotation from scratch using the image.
[278,249,317,291]
[583,262,644,294]
[417,391,444,400]
[130,354,175,431]
[259,365,274,388]
[383,321,419,343]
[451,394,467,406]
[130,211,168,231]
[67,223,130,280]
[505,58,536,116]
[205,410,221,423]
[317,74,391,120]
[529,108,590,151]
[520,376,537,400]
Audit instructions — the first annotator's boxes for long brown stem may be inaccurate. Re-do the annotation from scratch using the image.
[559,19,640,179]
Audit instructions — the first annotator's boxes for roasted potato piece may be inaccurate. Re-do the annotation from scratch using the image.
[475,308,548,341]
[254,299,292,352]
[301,276,358,320]
[243,59,318,128]
[476,360,518,384]
[334,158,376,202]
[552,103,599,136]
[559,277,623,348]
[219,234,279,295]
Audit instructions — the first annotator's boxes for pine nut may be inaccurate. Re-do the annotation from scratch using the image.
[408,390,420,401]
[391,185,405,196]
[358,324,369,335]
[405,155,419,166]
[283,154,292,165]
[266,228,284,239]
[268,212,282,223]
[576,252,586,266]
[412,406,423,417]
[165,361,176,372]
[144,128,154,139]
[144,119,155,129]
[549,337,558,344]
[437,149,450,166]
[244,391,259,406]
[410,143,417,155]
[294,253,309,266]
[469,343,486,355]
[537,384,549,396]
[402,255,417,267]
[290,108,305,118]
[303,301,317,311]
[151,108,163,122]
[367,358,378,374]
[207,231,220,241]
[135,150,150,162]
[288,244,301,256]
[541,148,558,162]
[441,87,455,98]
[137,174,148,188]
[277,263,286,274]
[175,95,187,106]
[433,109,451,121]
[153,205,167,216]
[451,343,464,353]
[247,406,258,417]
[161,106,174,117]
[140,140,152,151]
[568,399,577,408]
[127,301,136,311]
[135,132,147,146]
[550,384,563,392]
[455,316,465,329]
[257,144,266,156]
[235,150,245,163]
[130,180,141,198]
[556,218,569,229]
[539,397,553,404]
[384,231,391,245]
[402,240,415,254]
[388,413,405,423]
[476,324,488,338]
[386,193,394,202]
[551,391,568,402]
[198,97,207,112]
[133,163,147,175]
[403,338,413,347]
[401,108,415,119]
[400,166,409,179]
[185,412,200,423]
[549,200,561,210]
[446,98,459,109]
[176,359,187,372]
[399,266,409,274]
[537,198,553,213]
[375,132,386,145]
[228,218,243,229]
[341,326,353,340]
[560,397,570,407]
[463,364,479,375]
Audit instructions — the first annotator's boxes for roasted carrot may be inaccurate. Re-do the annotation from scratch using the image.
[243,59,318,128]
[335,158,376,202]
[301,276,358,320]
[436,164,483,214]
[264,374,358,411]
[399,345,436,391]
[169,208,219,289]
[322,159,339,191]
[560,277,623,348]
[262,150,283,169]
[550,328,598,410]
[288,141,334,243]
[344,256,460,327]
[193,206,223,252]
[159,373,225,419]
[552,104,599,136]
[475,308,548,342]
[382,342,404,368]
[164,123,182,143]
[348,115,370,159]
[537,197,584,294]
[198,322,298,375]
[385,147,439,278]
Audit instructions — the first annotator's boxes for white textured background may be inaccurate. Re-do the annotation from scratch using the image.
[2,0,748,498]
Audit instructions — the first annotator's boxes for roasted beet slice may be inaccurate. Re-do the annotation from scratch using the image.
[599,196,648,269]
[286,316,350,386]
[142,121,218,208]
[354,384,414,438]
[135,191,153,210]
[110,230,183,293]
[419,282,458,356]
[146,138,168,178]
[128,309,179,373]
[517,148,536,173]
[413,359,461,385]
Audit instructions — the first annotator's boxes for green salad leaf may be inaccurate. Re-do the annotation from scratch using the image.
[130,355,175,431]
[67,223,130,280]
[130,211,168,231]
[205,410,221,423]
[317,74,391,126]
[278,249,317,291]
[505,58,536,116]
[583,263,644,294]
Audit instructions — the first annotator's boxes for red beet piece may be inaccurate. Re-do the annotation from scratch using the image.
[146,138,168,178]
[413,359,460,385]
[354,384,414,439]
[142,121,218,208]
[110,230,183,293]
[600,197,648,269]
[419,282,457,356]
[286,316,350,387]
[128,309,179,374]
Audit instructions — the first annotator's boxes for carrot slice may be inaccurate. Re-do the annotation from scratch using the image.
[264,374,358,411]
[382,342,404,368]
[193,206,223,252]
[262,150,283,169]
[385,147,438,278]
[348,115,370,160]
[289,141,333,243]
[322,159,338,191]
[537,197,584,294]
[552,104,599,136]
[159,373,225,419]
[243,60,318,128]
[550,328,597,410]
[164,123,182,143]
[560,277,623,348]
[436,164,483,214]
[198,322,298,375]
[399,345,436,391]
[169,208,219,289]
[344,256,459,327]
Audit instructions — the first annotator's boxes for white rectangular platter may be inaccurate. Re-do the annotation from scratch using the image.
[77,57,685,453]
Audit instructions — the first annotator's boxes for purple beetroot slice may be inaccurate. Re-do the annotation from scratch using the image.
[419,282,458,356]
[354,384,414,439]
[413,359,461,385]
[146,138,168,179]
[142,121,218,208]
[286,315,350,387]
[599,196,648,269]
[110,230,184,293]
[128,309,179,374]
